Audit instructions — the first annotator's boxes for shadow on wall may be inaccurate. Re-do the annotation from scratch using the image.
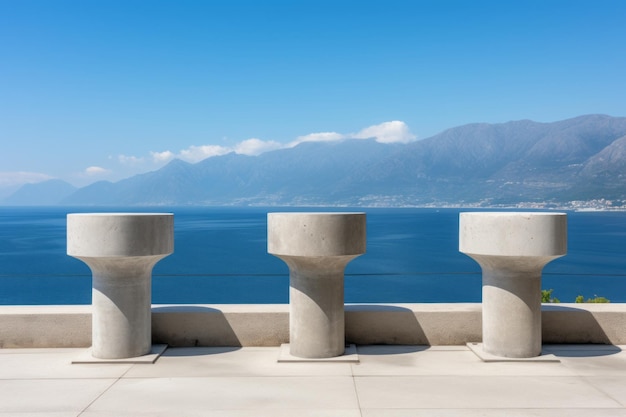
[345,304,427,346]
[542,305,615,346]
[152,306,243,348]
[151,305,290,348]
[344,304,484,346]
[148,304,621,349]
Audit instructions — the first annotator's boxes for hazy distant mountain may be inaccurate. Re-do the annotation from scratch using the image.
[2,179,76,205]
[6,114,626,207]
[346,114,626,204]
[61,139,400,206]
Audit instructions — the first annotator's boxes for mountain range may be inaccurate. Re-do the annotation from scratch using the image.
[4,114,626,207]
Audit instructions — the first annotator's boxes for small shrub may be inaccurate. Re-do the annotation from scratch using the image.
[575,295,610,303]
[541,289,560,303]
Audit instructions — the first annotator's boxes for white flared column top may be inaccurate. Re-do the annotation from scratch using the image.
[459,212,567,257]
[267,212,366,257]
[67,213,174,258]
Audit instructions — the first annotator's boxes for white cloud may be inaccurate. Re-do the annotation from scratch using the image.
[0,171,53,187]
[118,154,145,165]
[131,120,416,168]
[8,121,415,188]
[353,121,416,143]
[234,138,282,156]
[150,150,175,163]
[287,132,346,148]
[84,166,109,176]
[284,121,416,148]
[179,144,232,163]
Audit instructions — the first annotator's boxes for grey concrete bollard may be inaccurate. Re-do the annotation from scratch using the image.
[459,212,567,358]
[67,213,173,359]
[268,212,366,358]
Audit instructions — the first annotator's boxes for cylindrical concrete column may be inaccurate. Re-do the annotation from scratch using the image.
[67,213,174,359]
[459,212,567,358]
[268,212,366,358]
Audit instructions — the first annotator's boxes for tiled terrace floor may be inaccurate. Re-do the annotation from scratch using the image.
[1,344,626,416]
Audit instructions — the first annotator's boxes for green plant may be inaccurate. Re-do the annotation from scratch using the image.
[541,289,560,303]
[575,295,610,303]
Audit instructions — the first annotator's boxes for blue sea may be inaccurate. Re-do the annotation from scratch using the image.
[0,206,625,304]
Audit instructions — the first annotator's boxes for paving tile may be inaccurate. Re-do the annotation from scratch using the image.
[2,346,625,415]
[0,349,132,379]
[540,345,626,377]
[124,347,353,377]
[362,409,626,417]
[0,348,83,354]
[558,356,626,376]
[278,343,359,363]
[0,413,78,417]
[72,344,167,364]
[467,343,560,362]
[353,345,575,376]
[0,379,115,414]
[355,376,622,409]
[542,344,625,353]
[82,410,362,417]
[86,376,359,414]
[585,376,626,407]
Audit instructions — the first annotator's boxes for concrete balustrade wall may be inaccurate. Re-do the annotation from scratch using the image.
[0,303,625,348]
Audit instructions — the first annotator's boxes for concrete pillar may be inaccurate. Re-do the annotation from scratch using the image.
[268,212,366,358]
[67,213,173,359]
[459,212,567,358]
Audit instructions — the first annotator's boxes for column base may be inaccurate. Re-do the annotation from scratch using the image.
[466,343,560,363]
[277,344,359,363]
[72,344,168,364]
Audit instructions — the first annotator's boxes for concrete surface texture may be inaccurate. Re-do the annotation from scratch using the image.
[459,212,567,358]
[3,303,626,348]
[67,213,174,359]
[1,344,625,416]
[268,212,366,358]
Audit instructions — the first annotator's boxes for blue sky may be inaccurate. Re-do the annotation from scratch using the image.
[1,0,625,192]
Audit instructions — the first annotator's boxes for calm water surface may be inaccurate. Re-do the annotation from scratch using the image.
[0,206,624,304]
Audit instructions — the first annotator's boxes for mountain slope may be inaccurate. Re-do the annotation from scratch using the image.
[2,179,77,205]
[7,114,626,206]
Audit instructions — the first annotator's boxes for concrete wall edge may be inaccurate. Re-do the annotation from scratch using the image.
[0,303,623,348]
